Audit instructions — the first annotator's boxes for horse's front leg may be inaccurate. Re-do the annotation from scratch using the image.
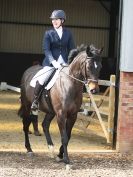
[57,113,77,162]
[42,113,55,157]
[22,116,32,153]
[57,113,69,165]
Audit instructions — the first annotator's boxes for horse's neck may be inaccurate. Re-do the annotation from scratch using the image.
[69,64,80,78]
[60,66,83,97]
[69,53,85,80]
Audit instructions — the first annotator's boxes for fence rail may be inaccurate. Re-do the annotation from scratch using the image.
[0,75,115,144]
[0,82,20,92]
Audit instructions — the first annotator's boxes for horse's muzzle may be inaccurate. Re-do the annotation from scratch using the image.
[90,87,99,94]
[88,81,99,94]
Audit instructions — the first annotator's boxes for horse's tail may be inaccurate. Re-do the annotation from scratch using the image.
[17,96,28,118]
[18,93,31,119]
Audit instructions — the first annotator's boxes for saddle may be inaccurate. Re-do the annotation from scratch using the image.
[45,69,61,90]
[41,68,61,113]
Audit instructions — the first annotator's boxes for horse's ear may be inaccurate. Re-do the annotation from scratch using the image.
[99,47,104,54]
[86,45,91,56]
[86,44,95,56]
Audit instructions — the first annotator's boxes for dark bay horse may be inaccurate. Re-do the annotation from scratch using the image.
[18,44,103,166]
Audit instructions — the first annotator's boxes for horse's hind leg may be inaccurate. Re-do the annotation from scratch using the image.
[30,114,41,136]
[23,115,33,153]
[42,113,55,156]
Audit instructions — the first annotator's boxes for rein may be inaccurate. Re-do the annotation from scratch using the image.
[60,70,85,84]
[30,66,98,85]
[27,55,98,86]
[61,70,98,84]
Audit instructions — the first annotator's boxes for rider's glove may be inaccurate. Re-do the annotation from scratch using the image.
[52,60,62,69]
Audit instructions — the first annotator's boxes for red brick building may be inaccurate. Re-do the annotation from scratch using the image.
[117,0,133,153]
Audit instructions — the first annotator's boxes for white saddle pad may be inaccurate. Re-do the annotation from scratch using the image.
[45,69,60,90]
[30,67,64,89]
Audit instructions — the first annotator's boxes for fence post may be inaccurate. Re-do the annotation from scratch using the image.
[85,84,108,140]
[107,75,115,143]
[0,82,7,91]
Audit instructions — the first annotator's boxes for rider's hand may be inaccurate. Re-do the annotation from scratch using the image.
[52,60,62,69]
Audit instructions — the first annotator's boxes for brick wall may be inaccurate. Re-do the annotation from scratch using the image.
[117,72,133,153]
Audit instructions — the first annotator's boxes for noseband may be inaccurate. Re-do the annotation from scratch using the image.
[87,79,98,83]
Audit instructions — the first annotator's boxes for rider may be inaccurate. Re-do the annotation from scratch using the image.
[30,10,75,111]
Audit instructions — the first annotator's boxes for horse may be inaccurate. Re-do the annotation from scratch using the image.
[18,44,103,167]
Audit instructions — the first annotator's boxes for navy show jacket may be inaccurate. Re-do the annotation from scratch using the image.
[42,27,75,66]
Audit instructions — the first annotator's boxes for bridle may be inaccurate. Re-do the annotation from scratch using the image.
[84,56,98,84]
[61,56,98,84]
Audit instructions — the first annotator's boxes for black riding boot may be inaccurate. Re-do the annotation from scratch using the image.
[31,81,43,111]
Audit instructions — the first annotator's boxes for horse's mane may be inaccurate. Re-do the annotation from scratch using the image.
[68,44,87,64]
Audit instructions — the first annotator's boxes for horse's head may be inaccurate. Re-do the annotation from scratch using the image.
[84,44,103,93]
[68,44,103,93]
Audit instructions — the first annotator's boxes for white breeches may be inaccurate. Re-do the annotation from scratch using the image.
[30,66,55,87]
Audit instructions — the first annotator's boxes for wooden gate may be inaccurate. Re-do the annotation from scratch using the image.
[75,75,115,144]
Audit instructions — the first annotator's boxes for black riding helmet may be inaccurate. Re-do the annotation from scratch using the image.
[50,10,66,21]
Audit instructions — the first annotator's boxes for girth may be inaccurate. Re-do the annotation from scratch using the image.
[43,89,54,113]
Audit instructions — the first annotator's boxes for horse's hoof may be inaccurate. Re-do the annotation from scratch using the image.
[27,151,34,157]
[28,130,32,134]
[55,156,63,162]
[34,131,42,136]
[48,145,55,158]
[65,164,72,171]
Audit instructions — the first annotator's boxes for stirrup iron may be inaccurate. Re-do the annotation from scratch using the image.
[31,100,39,111]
